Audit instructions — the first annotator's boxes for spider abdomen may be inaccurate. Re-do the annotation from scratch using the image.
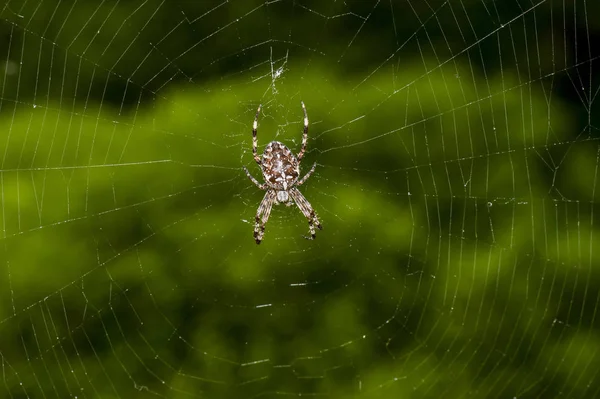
[262,141,299,190]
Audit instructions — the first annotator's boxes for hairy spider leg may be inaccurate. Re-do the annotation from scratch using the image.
[297,101,309,162]
[296,162,317,186]
[255,190,276,244]
[289,187,322,240]
[252,104,262,164]
[243,166,267,190]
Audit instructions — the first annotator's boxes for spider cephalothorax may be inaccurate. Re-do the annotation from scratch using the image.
[243,102,322,244]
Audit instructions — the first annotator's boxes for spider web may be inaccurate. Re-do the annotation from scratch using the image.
[1,0,599,397]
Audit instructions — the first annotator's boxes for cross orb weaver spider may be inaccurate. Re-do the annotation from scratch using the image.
[243,102,322,244]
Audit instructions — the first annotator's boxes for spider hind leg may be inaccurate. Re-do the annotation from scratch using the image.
[297,101,309,162]
[252,105,262,164]
[244,166,267,190]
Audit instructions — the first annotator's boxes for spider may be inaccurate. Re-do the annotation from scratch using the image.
[243,102,322,244]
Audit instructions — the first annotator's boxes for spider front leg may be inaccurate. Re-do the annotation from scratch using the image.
[243,166,268,190]
[289,187,322,240]
[255,190,276,244]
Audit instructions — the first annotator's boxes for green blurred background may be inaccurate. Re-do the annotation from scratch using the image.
[1,0,600,398]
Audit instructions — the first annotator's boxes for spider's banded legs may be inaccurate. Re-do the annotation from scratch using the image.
[243,167,268,190]
[297,101,309,162]
[244,165,273,244]
[297,162,317,186]
[255,190,276,244]
[252,105,262,164]
[289,187,322,240]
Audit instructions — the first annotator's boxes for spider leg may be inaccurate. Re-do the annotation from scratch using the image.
[296,162,317,186]
[252,104,262,164]
[297,101,309,162]
[289,187,322,240]
[255,190,276,244]
[243,166,268,190]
